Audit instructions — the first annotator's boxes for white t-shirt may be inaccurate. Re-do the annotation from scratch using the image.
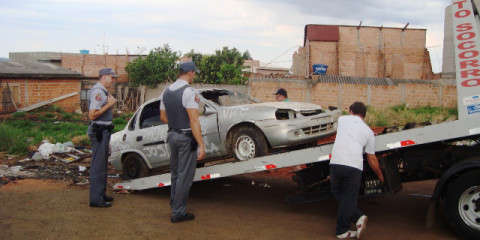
[330,115,375,170]
[159,79,200,110]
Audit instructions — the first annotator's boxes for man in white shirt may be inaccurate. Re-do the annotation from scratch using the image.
[330,102,384,239]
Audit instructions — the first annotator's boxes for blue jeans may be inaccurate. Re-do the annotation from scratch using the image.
[330,164,364,235]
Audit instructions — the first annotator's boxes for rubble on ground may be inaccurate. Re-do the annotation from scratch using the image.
[0,140,121,187]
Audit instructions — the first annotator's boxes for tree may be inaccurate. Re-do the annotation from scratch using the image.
[196,46,250,85]
[184,50,203,65]
[242,50,253,60]
[125,44,180,87]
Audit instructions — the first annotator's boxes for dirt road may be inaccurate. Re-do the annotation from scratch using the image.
[0,174,459,240]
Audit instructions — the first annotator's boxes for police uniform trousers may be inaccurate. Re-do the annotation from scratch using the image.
[167,131,197,218]
[87,126,111,203]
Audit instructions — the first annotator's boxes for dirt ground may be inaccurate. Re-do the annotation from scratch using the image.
[0,173,460,240]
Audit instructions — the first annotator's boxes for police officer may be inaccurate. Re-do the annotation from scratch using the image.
[160,61,206,223]
[87,68,117,208]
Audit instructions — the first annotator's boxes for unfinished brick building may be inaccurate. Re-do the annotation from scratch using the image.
[0,61,83,113]
[292,24,436,80]
[61,54,134,83]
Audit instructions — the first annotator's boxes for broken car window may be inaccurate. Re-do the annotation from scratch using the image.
[139,101,164,129]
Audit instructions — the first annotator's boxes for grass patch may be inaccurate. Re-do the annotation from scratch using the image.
[0,120,89,155]
[62,113,73,121]
[12,112,27,119]
[364,105,457,127]
[0,110,134,156]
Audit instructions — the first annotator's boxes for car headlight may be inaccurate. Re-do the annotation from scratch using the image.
[275,109,296,120]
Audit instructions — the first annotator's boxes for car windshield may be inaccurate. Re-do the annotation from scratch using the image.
[200,89,260,106]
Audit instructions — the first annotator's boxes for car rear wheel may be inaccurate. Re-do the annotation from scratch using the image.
[231,127,268,161]
[122,153,150,179]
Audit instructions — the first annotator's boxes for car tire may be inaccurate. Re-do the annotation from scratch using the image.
[231,126,268,161]
[122,153,150,179]
[444,170,480,240]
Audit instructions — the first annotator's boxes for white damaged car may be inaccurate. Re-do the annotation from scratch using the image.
[109,89,341,179]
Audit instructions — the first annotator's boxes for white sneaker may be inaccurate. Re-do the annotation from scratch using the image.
[337,230,357,239]
[356,215,368,239]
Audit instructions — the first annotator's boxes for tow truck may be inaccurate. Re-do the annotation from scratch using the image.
[113,1,480,238]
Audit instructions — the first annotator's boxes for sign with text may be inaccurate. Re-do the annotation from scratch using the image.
[452,0,480,119]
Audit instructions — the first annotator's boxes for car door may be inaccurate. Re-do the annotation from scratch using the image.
[199,99,224,158]
[134,100,170,168]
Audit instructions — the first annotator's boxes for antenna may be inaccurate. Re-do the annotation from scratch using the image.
[100,32,109,54]
[134,46,146,55]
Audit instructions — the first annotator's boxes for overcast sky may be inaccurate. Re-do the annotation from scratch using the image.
[0,0,452,72]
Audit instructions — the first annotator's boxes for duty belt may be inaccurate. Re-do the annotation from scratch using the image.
[91,123,115,142]
[168,128,197,151]
[168,128,193,137]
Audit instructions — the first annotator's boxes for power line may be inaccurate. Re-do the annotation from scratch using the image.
[263,45,299,67]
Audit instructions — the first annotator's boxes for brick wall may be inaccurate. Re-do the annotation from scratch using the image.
[0,79,81,113]
[143,83,249,102]
[62,54,129,82]
[249,77,457,111]
[292,47,307,77]
[140,77,457,111]
[297,26,434,80]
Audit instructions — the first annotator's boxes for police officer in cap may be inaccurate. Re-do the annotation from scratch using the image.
[160,61,206,223]
[87,68,117,208]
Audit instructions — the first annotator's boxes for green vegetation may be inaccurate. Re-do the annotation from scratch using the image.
[62,113,73,121]
[12,112,26,118]
[125,45,252,87]
[126,44,180,87]
[364,104,457,127]
[0,111,132,156]
[187,47,251,85]
[0,120,88,155]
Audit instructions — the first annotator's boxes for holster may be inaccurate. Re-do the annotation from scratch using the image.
[92,123,115,142]
[168,128,197,151]
[190,137,198,152]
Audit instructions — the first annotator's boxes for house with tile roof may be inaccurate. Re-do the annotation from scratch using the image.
[0,61,84,113]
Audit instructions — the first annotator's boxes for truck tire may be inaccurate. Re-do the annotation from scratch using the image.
[231,127,268,161]
[444,170,480,239]
[122,153,150,179]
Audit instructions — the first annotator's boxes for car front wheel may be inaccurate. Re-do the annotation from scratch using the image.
[231,126,268,161]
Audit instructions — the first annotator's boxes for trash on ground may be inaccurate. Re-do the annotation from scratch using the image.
[116,189,131,194]
[75,179,89,186]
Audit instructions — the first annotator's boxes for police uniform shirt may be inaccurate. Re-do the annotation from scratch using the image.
[89,82,112,125]
[159,79,200,129]
[330,115,375,171]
